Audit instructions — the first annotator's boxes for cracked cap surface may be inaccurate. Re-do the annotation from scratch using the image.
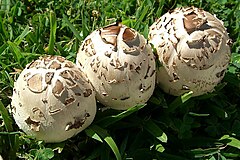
[148,6,231,96]
[77,23,156,110]
[11,56,96,143]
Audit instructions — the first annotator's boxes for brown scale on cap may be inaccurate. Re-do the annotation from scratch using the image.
[45,72,54,84]
[64,96,75,106]
[123,28,136,42]
[27,61,41,69]
[27,74,45,93]
[64,61,74,68]
[56,56,65,63]
[183,8,207,34]
[32,107,45,119]
[100,23,121,46]
[65,112,90,131]
[83,89,92,97]
[48,106,62,115]
[49,61,61,70]
[25,116,40,131]
[52,79,65,97]
[59,70,71,79]
[82,39,96,57]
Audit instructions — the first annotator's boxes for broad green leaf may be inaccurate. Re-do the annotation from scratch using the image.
[219,154,227,160]
[155,144,165,153]
[30,148,54,160]
[231,53,240,68]
[144,119,167,143]
[221,152,240,158]
[209,156,216,160]
[89,125,122,160]
[219,135,240,149]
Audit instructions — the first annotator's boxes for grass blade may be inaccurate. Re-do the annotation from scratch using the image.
[144,119,167,143]
[0,43,8,54]
[134,5,150,30]
[7,41,23,66]
[85,127,103,143]
[167,91,193,113]
[48,11,57,54]
[89,125,122,160]
[187,147,220,158]
[188,112,210,117]
[0,132,20,135]
[0,0,11,12]
[96,104,145,128]
[62,14,82,41]
[14,26,31,45]
[0,15,8,40]
[0,100,13,132]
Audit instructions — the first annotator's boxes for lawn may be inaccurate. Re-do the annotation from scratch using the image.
[0,0,240,159]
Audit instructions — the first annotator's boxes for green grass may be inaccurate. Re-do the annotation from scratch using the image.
[0,0,240,159]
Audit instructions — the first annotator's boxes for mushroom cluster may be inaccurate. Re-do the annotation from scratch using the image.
[11,56,96,143]
[77,23,156,110]
[10,6,232,143]
[149,6,231,96]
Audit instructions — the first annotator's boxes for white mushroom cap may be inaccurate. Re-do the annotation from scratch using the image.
[11,56,96,143]
[77,23,156,110]
[149,6,231,96]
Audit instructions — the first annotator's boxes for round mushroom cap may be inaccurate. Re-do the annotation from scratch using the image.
[148,6,231,96]
[77,23,156,110]
[11,56,96,143]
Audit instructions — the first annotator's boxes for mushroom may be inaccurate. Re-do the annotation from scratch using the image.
[148,6,231,96]
[76,23,156,110]
[11,56,96,143]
